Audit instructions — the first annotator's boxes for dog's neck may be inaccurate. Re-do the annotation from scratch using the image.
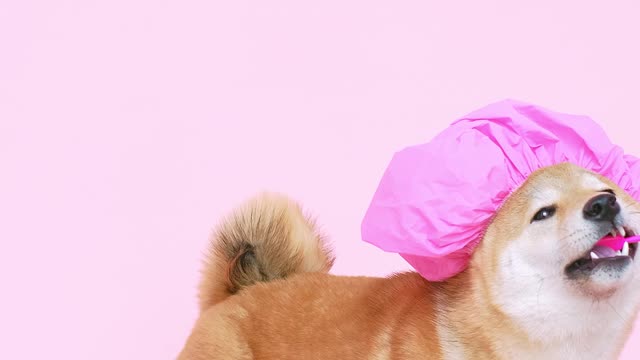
[438,269,637,360]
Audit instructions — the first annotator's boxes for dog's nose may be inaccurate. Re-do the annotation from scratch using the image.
[583,193,620,222]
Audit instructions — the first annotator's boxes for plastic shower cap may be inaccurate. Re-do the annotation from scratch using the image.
[361,99,640,281]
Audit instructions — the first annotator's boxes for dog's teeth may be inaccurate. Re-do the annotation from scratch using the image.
[611,230,617,237]
[622,242,630,256]
[618,226,626,238]
[591,252,599,260]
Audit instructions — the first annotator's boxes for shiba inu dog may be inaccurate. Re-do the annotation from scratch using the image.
[179,163,640,359]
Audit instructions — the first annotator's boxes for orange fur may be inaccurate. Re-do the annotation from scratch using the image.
[179,165,640,359]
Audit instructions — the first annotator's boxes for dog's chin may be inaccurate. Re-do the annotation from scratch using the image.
[566,257,634,297]
[564,227,638,298]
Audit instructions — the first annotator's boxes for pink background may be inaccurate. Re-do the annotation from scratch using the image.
[1,1,640,359]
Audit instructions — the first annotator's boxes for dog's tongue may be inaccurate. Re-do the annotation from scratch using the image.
[596,235,640,251]
[591,244,620,258]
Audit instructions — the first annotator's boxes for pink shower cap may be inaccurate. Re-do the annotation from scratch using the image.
[361,99,640,281]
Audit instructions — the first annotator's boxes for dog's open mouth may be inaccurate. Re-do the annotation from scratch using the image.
[565,226,639,275]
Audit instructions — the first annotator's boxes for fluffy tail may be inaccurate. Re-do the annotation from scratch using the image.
[198,193,335,311]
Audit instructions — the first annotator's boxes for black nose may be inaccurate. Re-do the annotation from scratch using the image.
[583,193,620,222]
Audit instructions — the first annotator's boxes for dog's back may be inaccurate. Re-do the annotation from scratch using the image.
[179,194,445,360]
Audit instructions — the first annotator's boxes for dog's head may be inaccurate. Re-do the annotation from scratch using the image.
[474,162,640,344]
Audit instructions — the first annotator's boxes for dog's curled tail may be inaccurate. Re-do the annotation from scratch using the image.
[198,193,335,311]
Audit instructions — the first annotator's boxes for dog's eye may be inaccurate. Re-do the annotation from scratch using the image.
[532,206,556,223]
